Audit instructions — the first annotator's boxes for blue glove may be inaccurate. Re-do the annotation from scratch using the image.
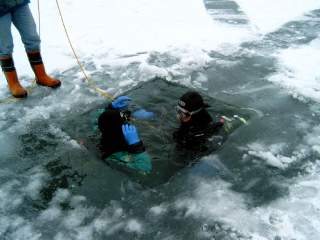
[132,109,155,120]
[111,96,131,110]
[122,124,140,145]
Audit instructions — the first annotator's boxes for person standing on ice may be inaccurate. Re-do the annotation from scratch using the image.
[0,0,61,98]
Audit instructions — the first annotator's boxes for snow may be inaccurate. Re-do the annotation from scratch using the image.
[245,142,296,169]
[269,38,320,103]
[235,0,320,33]
[4,0,253,84]
[1,0,320,239]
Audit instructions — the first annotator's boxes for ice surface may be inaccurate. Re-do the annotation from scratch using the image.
[176,123,320,240]
[269,38,320,103]
[1,0,320,239]
[235,0,320,33]
[245,142,296,169]
[5,0,254,82]
[149,205,167,216]
[125,219,143,233]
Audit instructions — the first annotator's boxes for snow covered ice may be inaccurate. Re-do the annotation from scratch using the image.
[1,0,320,239]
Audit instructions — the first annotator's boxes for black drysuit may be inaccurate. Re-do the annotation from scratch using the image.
[173,109,223,163]
[98,105,145,159]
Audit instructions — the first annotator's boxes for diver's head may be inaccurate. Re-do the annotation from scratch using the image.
[176,91,208,123]
[119,110,131,123]
[102,109,131,133]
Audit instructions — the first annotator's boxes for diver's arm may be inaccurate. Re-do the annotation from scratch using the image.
[122,124,146,154]
[206,118,225,135]
[213,117,225,129]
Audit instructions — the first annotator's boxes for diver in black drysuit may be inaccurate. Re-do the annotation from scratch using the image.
[97,96,154,173]
[173,91,224,163]
[98,96,147,158]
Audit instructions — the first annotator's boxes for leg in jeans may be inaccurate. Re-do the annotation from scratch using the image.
[12,4,60,88]
[11,4,40,52]
[12,5,40,52]
[0,13,14,58]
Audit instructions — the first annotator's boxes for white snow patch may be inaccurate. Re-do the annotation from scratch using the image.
[245,142,295,169]
[125,219,143,233]
[38,206,62,222]
[74,226,94,240]
[51,188,71,205]
[24,168,48,200]
[8,223,42,240]
[235,0,320,33]
[0,181,23,211]
[304,125,320,155]
[48,125,82,149]
[149,205,167,216]
[63,207,95,229]
[269,38,320,103]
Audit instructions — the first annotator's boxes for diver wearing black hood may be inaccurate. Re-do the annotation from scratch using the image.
[173,91,224,152]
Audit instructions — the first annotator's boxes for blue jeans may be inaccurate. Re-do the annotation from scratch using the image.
[0,4,40,58]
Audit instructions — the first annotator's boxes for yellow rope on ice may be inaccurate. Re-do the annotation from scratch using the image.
[55,0,114,100]
[55,0,161,130]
